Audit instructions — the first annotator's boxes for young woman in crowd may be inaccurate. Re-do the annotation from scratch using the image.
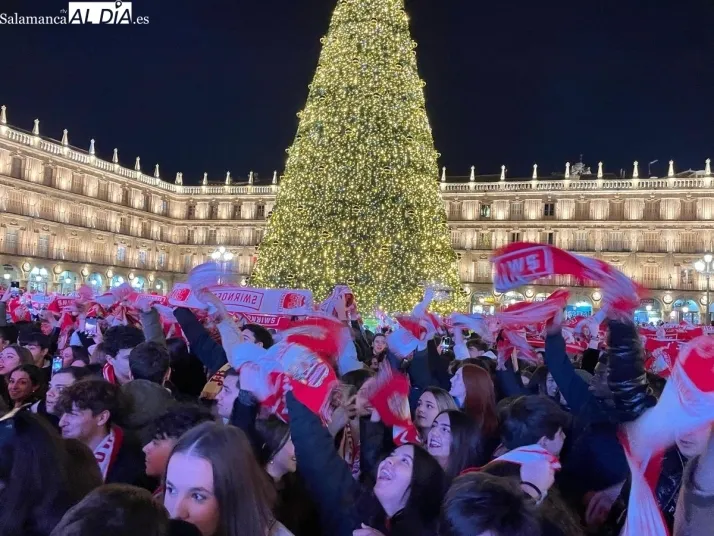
[164,421,292,536]
[426,409,488,482]
[229,365,322,535]
[143,404,215,499]
[60,345,91,368]
[413,386,457,442]
[286,391,446,535]
[529,366,568,407]
[448,364,500,457]
[0,344,34,406]
[8,364,46,409]
[367,333,388,370]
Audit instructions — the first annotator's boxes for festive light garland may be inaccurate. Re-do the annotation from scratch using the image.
[251,0,466,314]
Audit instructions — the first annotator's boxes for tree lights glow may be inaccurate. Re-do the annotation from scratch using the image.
[251,0,465,313]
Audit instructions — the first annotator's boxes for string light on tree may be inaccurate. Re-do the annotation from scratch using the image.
[251,0,465,313]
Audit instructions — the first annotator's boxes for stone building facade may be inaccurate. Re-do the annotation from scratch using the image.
[1,107,712,323]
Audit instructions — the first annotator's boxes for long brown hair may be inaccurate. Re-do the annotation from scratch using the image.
[461,365,499,438]
[169,422,277,536]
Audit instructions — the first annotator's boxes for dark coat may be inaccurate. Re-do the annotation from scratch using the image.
[230,393,321,536]
[119,379,176,447]
[286,393,437,536]
[173,308,227,376]
[544,331,629,501]
[605,319,683,533]
[106,427,156,491]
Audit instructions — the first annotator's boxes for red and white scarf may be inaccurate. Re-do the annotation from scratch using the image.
[102,362,117,385]
[94,426,124,482]
[450,290,571,368]
[168,262,315,330]
[338,424,361,480]
[363,365,420,446]
[228,317,349,422]
[460,444,561,481]
[619,335,714,536]
[492,243,643,318]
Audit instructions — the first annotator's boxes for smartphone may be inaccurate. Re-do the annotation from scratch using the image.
[85,318,98,336]
[51,356,63,375]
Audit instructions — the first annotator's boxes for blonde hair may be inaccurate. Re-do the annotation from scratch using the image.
[422,386,458,414]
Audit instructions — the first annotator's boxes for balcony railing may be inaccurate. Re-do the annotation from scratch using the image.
[440,176,711,193]
[2,125,280,197]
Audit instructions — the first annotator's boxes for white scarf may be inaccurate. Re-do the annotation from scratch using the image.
[94,427,118,481]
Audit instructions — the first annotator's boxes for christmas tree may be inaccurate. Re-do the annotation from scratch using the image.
[251,0,465,313]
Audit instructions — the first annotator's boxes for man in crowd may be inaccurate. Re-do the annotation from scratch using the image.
[120,341,176,445]
[19,328,52,382]
[440,472,541,536]
[215,367,240,422]
[500,395,571,457]
[56,378,152,489]
[102,325,146,385]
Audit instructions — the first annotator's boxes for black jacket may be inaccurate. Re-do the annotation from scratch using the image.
[286,393,437,536]
[605,319,683,533]
[106,427,155,491]
[544,331,629,502]
[173,308,227,376]
[230,393,321,536]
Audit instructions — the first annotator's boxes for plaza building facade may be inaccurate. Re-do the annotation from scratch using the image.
[1,106,713,323]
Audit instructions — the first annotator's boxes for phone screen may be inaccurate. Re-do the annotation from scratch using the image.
[51,357,63,375]
[85,318,97,336]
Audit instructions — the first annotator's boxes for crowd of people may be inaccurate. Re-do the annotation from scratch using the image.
[0,278,712,536]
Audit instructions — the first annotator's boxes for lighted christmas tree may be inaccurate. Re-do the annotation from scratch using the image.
[251,0,465,313]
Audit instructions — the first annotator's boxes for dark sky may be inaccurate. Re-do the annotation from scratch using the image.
[2,0,713,183]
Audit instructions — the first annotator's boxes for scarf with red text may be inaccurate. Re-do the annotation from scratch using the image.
[94,426,124,482]
[492,243,643,318]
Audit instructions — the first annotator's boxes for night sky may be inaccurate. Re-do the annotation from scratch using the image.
[2,0,713,183]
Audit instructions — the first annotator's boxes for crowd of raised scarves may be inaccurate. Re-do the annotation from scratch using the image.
[1,241,713,536]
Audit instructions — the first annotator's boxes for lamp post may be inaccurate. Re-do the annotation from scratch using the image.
[210,246,234,262]
[694,253,714,325]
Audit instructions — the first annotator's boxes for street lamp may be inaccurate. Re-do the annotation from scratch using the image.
[694,253,714,325]
[211,246,234,262]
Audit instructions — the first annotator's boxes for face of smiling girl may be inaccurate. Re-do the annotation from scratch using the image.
[373,444,414,515]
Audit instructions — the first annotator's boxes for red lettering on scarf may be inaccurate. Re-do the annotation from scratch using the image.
[495,247,553,287]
